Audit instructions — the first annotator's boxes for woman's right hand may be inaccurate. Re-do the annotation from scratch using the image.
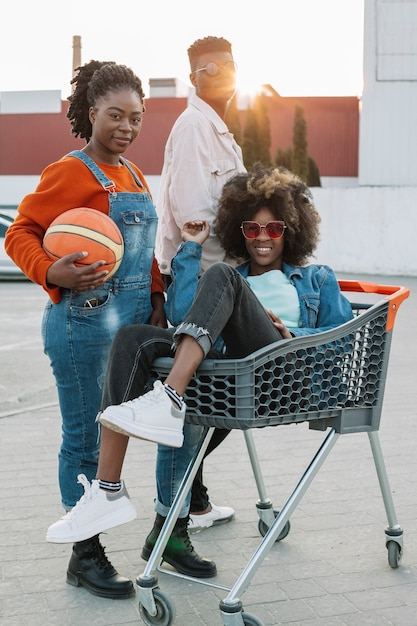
[265,309,293,339]
[181,220,210,245]
[46,251,109,291]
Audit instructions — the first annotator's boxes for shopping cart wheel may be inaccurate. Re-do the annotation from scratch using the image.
[138,588,175,626]
[387,541,402,569]
[241,612,264,626]
[258,509,290,542]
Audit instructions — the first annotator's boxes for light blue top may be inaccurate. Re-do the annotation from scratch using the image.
[245,270,300,328]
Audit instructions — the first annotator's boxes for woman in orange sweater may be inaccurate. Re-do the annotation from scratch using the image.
[5,60,166,599]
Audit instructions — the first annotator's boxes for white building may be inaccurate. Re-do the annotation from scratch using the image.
[314,0,417,277]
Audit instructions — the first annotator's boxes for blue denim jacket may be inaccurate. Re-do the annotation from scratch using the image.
[165,241,353,333]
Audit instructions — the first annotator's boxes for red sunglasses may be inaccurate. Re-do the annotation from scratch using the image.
[241,221,286,239]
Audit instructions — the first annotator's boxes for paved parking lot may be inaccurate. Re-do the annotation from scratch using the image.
[0,275,416,625]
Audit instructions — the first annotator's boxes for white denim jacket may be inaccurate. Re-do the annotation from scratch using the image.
[155,93,246,275]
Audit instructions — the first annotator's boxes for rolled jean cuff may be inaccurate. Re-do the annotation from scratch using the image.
[172,322,212,358]
[154,498,189,519]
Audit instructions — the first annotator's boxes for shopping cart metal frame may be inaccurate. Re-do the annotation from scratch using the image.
[136,280,410,626]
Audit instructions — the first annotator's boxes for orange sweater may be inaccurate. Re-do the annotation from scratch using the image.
[5,154,164,303]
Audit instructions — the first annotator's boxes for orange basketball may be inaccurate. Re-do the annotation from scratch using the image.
[43,208,124,280]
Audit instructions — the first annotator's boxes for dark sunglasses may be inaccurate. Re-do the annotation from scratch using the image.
[241,221,286,239]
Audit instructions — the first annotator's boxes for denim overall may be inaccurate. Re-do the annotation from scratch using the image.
[42,150,158,509]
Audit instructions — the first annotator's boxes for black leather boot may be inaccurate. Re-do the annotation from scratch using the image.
[141,513,217,578]
[67,534,135,598]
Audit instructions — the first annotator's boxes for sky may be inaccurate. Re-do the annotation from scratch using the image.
[1,0,364,100]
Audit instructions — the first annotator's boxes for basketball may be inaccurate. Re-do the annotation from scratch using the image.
[43,207,124,280]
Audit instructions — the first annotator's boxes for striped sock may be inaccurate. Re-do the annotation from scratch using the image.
[164,384,184,410]
[98,479,122,492]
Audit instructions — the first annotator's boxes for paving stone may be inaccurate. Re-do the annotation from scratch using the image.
[1,275,416,625]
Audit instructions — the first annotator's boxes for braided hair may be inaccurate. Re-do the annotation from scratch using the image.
[67,60,145,142]
[214,163,321,267]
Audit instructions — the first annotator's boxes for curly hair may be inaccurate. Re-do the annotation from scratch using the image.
[214,163,321,267]
[187,36,233,72]
[67,60,145,142]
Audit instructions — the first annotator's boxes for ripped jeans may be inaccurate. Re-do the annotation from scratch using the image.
[101,263,282,518]
[100,323,205,518]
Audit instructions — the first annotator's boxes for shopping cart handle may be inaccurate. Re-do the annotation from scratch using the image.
[338,280,410,331]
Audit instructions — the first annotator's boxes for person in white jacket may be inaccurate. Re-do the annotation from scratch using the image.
[156,36,246,532]
[156,35,246,276]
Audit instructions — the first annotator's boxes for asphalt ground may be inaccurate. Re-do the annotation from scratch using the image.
[0,274,416,626]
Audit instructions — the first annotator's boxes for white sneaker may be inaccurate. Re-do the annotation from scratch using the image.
[46,474,137,543]
[188,503,235,533]
[98,380,185,448]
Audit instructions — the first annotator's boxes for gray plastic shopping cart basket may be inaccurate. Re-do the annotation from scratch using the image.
[136,279,410,626]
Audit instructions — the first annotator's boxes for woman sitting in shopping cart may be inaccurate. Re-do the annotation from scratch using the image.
[46,163,354,579]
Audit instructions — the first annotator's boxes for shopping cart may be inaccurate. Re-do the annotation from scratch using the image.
[137,280,409,626]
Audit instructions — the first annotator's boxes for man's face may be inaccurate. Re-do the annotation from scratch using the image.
[190,50,237,104]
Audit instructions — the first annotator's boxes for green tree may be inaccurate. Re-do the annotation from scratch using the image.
[225,94,242,145]
[241,92,272,170]
[307,156,321,187]
[274,104,321,187]
[242,106,258,170]
[253,93,272,167]
[291,104,309,182]
[274,146,293,170]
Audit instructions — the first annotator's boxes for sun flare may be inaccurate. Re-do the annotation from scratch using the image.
[235,79,263,109]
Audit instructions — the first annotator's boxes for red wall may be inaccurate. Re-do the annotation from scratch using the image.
[125,97,187,174]
[263,95,359,177]
[0,95,358,177]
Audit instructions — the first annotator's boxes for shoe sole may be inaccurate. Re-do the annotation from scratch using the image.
[141,545,217,579]
[66,571,136,599]
[99,414,184,448]
[188,512,235,533]
[46,505,137,543]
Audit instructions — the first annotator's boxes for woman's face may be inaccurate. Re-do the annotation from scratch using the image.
[243,206,285,275]
[88,88,144,164]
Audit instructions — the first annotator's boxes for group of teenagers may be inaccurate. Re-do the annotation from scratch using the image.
[5,36,353,598]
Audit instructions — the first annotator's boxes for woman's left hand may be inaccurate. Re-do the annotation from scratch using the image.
[265,309,292,339]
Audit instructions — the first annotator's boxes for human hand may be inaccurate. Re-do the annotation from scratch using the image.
[46,251,109,291]
[265,309,293,339]
[181,220,210,245]
[149,292,168,328]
